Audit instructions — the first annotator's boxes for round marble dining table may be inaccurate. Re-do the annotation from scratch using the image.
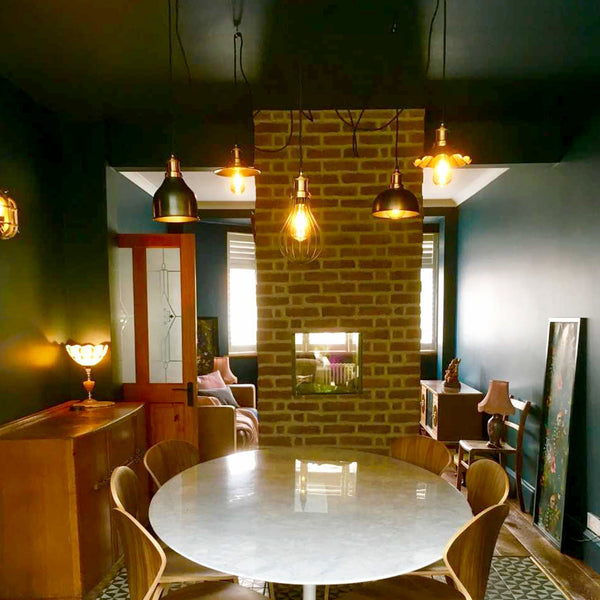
[149,447,471,600]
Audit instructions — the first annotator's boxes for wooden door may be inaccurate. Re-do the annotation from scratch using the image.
[115,234,198,445]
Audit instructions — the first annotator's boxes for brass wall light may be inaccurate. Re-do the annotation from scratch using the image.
[279,65,322,264]
[372,111,421,220]
[0,190,19,240]
[214,31,260,194]
[152,0,198,223]
[414,0,471,186]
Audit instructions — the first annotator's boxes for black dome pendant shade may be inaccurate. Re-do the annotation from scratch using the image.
[152,155,198,223]
[371,109,421,220]
[371,167,421,219]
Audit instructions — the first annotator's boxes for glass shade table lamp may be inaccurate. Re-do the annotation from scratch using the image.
[66,344,114,409]
[477,380,515,447]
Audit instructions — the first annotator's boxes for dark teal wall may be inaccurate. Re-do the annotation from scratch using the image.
[0,80,69,421]
[186,221,258,385]
[0,79,113,421]
[456,114,600,570]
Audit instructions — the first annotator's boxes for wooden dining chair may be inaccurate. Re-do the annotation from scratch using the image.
[411,459,509,577]
[110,466,236,587]
[457,397,531,512]
[144,439,201,489]
[390,435,452,475]
[337,503,509,600]
[113,507,265,600]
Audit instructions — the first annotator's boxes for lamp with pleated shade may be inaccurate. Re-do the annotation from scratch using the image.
[478,380,515,447]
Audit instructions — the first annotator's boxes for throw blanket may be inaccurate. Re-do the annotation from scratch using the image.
[236,408,259,448]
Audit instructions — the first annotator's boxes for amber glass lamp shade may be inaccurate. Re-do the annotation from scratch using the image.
[372,168,421,219]
[414,125,471,187]
[66,344,114,409]
[279,173,322,264]
[152,155,198,223]
[0,190,19,240]
[214,145,261,196]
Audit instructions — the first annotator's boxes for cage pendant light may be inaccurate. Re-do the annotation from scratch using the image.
[279,68,322,264]
[372,111,422,219]
[0,190,19,240]
[414,0,471,186]
[213,31,261,194]
[152,0,198,223]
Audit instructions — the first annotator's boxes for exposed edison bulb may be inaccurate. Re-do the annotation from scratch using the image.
[432,155,452,187]
[230,170,246,195]
[289,203,311,241]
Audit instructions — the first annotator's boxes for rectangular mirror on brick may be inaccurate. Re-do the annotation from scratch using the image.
[292,332,362,396]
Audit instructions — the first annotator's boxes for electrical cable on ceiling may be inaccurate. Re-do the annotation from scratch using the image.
[175,0,192,86]
[425,0,441,77]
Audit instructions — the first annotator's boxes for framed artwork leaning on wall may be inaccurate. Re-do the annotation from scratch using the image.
[533,317,583,550]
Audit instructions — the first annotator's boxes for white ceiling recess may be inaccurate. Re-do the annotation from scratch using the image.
[121,165,509,210]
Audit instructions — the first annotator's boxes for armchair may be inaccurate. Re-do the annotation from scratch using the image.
[195,358,259,462]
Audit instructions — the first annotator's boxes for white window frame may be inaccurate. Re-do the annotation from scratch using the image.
[227,232,257,355]
[421,232,439,353]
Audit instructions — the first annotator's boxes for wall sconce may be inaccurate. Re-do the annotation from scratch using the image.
[0,190,19,240]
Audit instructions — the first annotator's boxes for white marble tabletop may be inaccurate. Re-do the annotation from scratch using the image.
[149,447,471,593]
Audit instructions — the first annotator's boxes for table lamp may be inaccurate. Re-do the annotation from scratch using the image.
[477,380,515,447]
[66,343,114,409]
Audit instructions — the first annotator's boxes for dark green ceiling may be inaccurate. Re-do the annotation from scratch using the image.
[0,0,599,119]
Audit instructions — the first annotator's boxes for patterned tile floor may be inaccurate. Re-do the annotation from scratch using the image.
[92,557,567,600]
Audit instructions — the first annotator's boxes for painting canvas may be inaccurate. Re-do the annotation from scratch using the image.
[197,317,219,375]
[533,318,582,550]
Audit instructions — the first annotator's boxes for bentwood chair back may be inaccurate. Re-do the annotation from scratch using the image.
[390,435,452,475]
[111,466,144,521]
[445,503,510,600]
[113,508,165,600]
[144,439,200,489]
[466,459,510,515]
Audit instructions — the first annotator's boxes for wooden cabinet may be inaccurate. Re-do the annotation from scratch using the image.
[0,401,147,600]
[420,380,484,443]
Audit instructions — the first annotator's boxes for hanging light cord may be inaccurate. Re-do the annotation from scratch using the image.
[175,0,191,86]
[298,59,303,173]
[425,0,441,77]
[442,0,447,124]
[168,0,174,154]
[394,108,400,169]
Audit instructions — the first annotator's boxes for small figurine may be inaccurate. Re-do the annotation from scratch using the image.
[443,357,461,391]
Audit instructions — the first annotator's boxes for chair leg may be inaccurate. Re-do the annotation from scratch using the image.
[515,453,525,512]
[268,582,276,599]
[324,585,330,600]
[456,446,464,490]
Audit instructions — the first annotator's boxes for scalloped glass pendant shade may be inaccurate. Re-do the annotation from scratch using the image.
[414,124,471,187]
[0,190,19,240]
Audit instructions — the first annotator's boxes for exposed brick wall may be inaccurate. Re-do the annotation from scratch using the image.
[253,109,424,451]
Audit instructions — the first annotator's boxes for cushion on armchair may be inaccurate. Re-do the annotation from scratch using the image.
[198,370,227,390]
[198,387,239,407]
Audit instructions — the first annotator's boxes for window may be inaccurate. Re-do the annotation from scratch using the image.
[421,232,439,352]
[227,232,257,354]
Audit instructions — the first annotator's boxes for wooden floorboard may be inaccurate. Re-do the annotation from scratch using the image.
[441,468,600,600]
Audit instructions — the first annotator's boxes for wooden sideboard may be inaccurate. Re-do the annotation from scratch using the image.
[420,380,484,443]
[0,401,147,600]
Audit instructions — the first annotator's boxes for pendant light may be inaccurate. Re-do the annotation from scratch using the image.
[214,31,261,194]
[414,0,471,186]
[152,0,198,223]
[372,111,421,219]
[0,189,19,240]
[279,63,322,264]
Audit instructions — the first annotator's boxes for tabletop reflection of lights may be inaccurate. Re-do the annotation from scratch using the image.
[226,450,257,476]
[294,460,358,513]
[416,483,428,501]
